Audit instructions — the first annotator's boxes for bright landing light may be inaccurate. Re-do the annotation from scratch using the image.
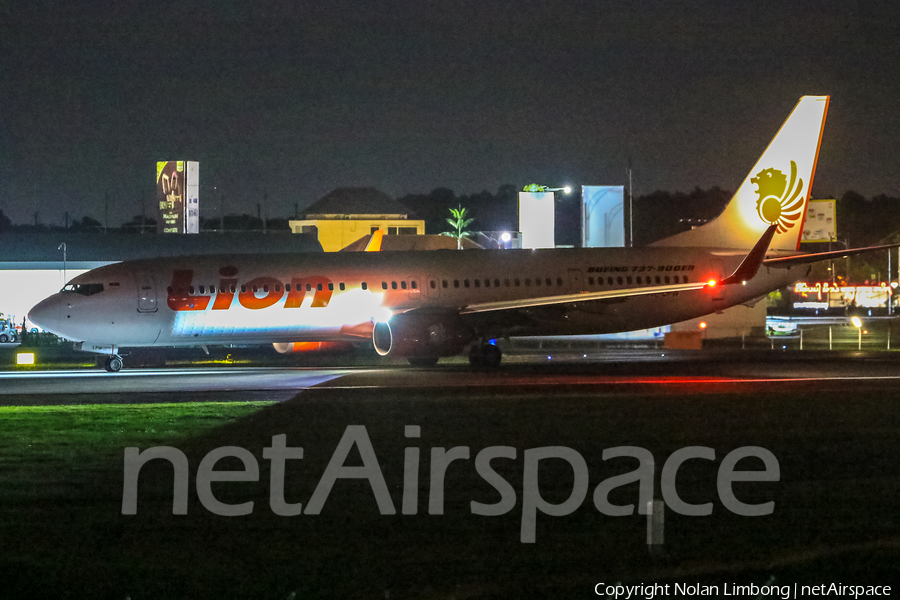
[852,316,862,328]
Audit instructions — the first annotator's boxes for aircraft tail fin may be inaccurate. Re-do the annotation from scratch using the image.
[364,229,384,252]
[652,96,829,251]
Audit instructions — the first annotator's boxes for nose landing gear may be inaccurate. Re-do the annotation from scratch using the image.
[104,355,124,373]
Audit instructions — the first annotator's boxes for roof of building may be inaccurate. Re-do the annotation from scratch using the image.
[0,232,322,266]
[340,233,482,252]
[303,187,414,218]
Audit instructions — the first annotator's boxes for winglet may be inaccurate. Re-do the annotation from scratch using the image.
[721,224,777,286]
[365,229,384,252]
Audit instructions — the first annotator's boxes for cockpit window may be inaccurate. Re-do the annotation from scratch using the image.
[62,283,105,296]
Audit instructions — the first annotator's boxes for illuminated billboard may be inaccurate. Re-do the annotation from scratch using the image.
[794,281,890,309]
[157,161,199,234]
[801,199,835,243]
[518,192,555,249]
[582,186,624,248]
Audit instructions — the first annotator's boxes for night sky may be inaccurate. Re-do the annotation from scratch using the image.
[1,0,898,227]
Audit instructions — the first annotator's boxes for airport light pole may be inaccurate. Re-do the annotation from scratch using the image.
[57,243,67,285]
[852,316,862,350]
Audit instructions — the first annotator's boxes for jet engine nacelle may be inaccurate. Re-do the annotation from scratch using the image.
[372,312,472,358]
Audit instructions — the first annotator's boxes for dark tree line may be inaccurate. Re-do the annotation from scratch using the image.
[2,190,897,252]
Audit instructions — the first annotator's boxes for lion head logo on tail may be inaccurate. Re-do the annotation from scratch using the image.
[752,161,805,233]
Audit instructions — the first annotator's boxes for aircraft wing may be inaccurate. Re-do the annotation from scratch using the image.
[764,243,900,268]
[460,280,711,314]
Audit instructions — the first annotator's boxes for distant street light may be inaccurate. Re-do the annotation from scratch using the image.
[852,316,862,350]
[522,184,572,194]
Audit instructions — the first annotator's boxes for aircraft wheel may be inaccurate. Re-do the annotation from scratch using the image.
[469,343,502,368]
[407,356,439,367]
[482,344,502,368]
[105,355,124,373]
[468,345,483,367]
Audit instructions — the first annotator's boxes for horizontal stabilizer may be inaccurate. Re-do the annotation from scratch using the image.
[763,243,900,268]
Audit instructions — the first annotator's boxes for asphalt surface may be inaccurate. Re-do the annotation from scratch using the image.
[3,350,900,597]
[4,349,900,404]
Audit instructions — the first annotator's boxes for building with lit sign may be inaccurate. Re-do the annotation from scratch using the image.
[793,281,893,311]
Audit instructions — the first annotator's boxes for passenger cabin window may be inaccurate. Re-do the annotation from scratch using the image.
[400,281,407,290]
[339,283,345,291]
[382,282,388,290]
[63,283,105,296]
[362,282,368,290]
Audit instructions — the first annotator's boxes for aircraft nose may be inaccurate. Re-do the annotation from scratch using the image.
[28,294,64,333]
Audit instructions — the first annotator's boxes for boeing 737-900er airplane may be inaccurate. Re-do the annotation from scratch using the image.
[27,96,898,371]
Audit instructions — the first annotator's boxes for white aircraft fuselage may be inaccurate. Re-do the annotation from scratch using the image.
[30,245,801,349]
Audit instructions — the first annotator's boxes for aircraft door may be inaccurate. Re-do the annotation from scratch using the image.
[568,269,586,293]
[137,276,158,313]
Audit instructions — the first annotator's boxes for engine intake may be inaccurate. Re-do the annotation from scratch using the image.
[372,312,471,358]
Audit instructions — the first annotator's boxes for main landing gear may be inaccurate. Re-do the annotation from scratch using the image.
[469,341,502,368]
[104,354,124,373]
